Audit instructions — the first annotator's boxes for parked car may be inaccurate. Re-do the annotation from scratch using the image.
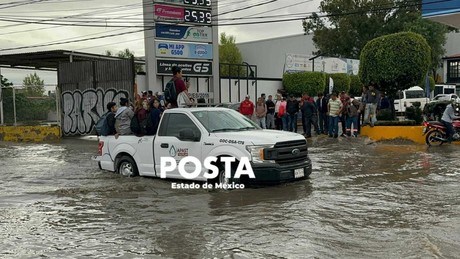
[394,86,429,114]
[431,94,458,102]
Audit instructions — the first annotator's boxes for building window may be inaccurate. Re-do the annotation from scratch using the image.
[448,61,460,79]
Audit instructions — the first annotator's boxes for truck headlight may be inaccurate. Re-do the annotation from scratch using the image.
[246,145,275,163]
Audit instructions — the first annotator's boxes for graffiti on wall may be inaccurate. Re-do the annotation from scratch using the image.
[62,88,129,135]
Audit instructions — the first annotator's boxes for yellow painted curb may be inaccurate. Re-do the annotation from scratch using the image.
[361,125,459,145]
[0,126,61,142]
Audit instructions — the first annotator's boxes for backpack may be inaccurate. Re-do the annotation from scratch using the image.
[130,114,141,135]
[164,79,176,103]
[95,112,110,136]
[278,103,286,117]
[140,112,154,135]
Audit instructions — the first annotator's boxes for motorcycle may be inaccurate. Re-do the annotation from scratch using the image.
[423,119,460,146]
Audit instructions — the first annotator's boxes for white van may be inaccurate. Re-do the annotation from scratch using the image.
[394,86,429,114]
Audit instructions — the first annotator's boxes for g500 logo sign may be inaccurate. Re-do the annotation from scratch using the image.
[193,63,210,73]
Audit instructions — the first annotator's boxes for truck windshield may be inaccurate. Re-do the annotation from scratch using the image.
[192,110,260,133]
[405,90,425,99]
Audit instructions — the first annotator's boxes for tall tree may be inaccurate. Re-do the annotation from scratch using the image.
[1,75,13,87]
[302,0,439,60]
[403,17,449,77]
[359,32,431,97]
[219,33,245,77]
[23,72,45,97]
[105,48,144,73]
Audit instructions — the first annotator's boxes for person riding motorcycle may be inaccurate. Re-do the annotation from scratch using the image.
[441,99,460,143]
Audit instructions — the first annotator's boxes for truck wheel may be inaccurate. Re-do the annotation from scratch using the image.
[117,155,139,177]
[98,161,102,170]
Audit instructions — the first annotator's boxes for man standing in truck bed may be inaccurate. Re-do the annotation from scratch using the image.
[168,66,187,108]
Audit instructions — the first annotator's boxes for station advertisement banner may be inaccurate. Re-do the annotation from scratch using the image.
[157,59,212,76]
[155,23,212,43]
[156,41,213,59]
[154,4,184,22]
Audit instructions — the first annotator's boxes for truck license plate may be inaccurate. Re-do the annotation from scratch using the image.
[294,168,304,178]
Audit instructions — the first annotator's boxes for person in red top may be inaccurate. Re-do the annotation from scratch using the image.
[169,66,187,108]
[239,95,254,120]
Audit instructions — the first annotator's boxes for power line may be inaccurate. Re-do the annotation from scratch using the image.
[0,0,455,52]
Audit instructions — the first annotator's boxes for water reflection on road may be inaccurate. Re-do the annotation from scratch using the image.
[0,137,459,258]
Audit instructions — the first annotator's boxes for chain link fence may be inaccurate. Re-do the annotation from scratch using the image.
[0,85,59,126]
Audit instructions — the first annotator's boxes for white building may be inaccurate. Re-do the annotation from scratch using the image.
[232,32,460,100]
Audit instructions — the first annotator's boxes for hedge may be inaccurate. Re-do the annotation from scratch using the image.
[374,120,417,126]
[328,73,351,94]
[349,74,364,97]
[419,76,436,93]
[283,71,326,96]
[359,32,431,98]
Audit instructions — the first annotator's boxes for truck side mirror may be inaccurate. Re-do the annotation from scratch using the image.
[178,128,199,141]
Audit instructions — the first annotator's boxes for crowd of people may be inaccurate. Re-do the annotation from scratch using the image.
[101,66,201,138]
[100,64,393,140]
[239,84,389,138]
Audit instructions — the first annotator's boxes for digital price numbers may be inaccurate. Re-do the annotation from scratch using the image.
[183,0,211,7]
[184,9,211,24]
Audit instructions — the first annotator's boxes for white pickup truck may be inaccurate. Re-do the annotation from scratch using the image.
[92,107,312,186]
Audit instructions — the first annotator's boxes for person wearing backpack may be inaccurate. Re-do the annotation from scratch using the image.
[95,102,117,136]
[164,66,187,108]
[106,102,117,135]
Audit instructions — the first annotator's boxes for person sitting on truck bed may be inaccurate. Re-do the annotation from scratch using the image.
[106,102,118,135]
[115,97,135,137]
[148,99,162,135]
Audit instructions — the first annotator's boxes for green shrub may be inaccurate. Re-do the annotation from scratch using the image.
[419,76,435,93]
[377,108,393,120]
[349,74,364,97]
[405,104,423,125]
[283,71,326,96]
[423,100,450,121]
[359,32,431,98]
[327,73,351,94]
[374,120,417,126]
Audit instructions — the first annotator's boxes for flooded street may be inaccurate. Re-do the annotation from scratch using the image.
[1,137,460,258]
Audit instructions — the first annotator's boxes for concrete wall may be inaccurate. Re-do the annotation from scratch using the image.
[237,34,317,79]
[218,79,282,103]
[0,126,61,142]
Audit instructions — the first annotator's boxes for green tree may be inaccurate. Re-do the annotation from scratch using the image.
[105,48,144,73]
[302,0,451,66]
[1,75,13,87]
[328,73,350,94]
[283,71,326,96]
[349,74,364,97]
[359,32,431,98]
[403,17,449,76]
[23,72,45,97]
[420,75,436,93]
[219,33,245,77]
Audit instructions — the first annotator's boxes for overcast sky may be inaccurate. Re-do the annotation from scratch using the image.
[0,0,321,89]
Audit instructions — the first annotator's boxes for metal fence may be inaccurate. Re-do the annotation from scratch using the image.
[0,85,59,126]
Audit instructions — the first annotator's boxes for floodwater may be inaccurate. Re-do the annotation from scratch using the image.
[1,136,459,258]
